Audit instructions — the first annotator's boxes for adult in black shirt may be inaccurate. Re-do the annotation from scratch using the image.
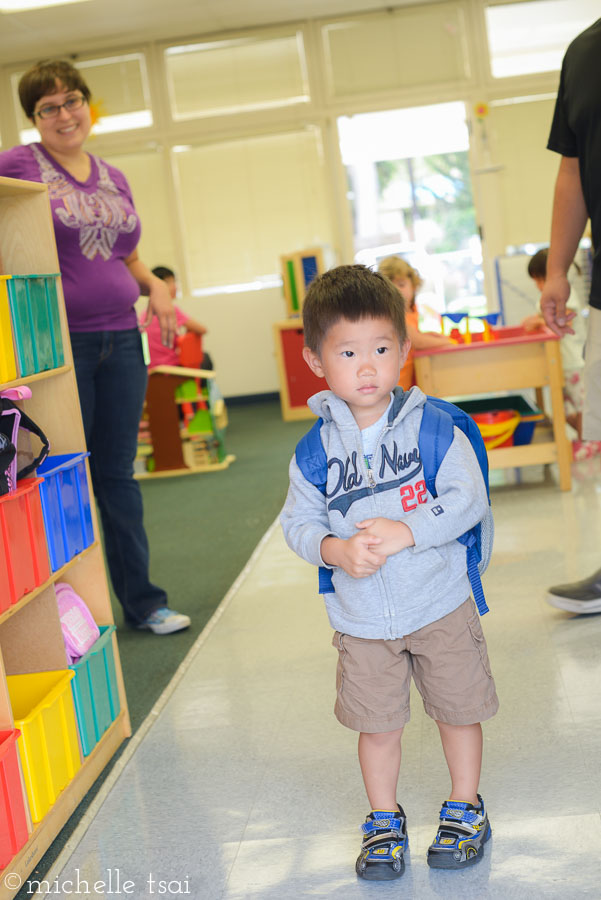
[542,18,601,614]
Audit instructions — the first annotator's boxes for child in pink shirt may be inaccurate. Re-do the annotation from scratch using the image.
[143,266,212,370]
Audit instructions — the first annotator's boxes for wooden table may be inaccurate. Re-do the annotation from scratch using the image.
[414,325,572,491]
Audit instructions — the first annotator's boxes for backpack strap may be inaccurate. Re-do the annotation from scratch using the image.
[295,418,327,494]
[418,400,454,498]
[418,400,489,616]
[14,406,50,479]
[295,418,335,594]
[0,398,50,481]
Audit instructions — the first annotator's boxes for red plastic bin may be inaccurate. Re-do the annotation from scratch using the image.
[0,478,50,613]
[0,729,29,868]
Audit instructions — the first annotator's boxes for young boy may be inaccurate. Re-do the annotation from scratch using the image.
[280,264,498,881]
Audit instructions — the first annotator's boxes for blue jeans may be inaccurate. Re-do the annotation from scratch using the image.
[70,328,167,624]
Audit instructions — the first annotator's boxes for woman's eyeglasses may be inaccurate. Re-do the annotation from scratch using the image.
[35,95,86,120]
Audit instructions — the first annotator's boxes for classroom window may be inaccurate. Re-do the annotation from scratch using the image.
[171,128,332,293]
[13,52,152,144]
[321,4,470,100]
[485,0,599,78]
[164,32,309,120]
[338,102,485,317]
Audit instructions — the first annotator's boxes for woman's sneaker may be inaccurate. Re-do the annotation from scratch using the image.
[137,607,191,634]
[427,795,491,869]
[355,805,408,880]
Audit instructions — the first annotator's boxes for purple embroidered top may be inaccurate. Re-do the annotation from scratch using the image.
[0,143,142,331]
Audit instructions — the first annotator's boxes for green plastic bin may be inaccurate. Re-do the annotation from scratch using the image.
[7,274,64,376]
[69,625,120,757]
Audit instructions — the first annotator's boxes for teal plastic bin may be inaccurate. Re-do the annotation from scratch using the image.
[7,274,64,375]
[69,625,120,756]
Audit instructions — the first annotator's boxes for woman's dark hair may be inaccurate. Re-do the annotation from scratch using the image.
[302,264,407,353]
[19,59,91,120]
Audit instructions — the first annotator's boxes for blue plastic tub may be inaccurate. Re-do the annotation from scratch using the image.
[455,395,544,447]
[37,453,94,571]
[69,625,120,757]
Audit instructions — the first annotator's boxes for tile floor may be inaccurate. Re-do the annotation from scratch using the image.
[46,459,601,899]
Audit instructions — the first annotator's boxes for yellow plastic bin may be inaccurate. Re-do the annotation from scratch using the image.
[0,275,17,383]
[7,670,82,823]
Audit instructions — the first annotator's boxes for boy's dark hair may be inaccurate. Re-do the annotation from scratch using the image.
[152,265,175,280]
[19,60,92,120]
[527,248,548,280]
[302,264,407,353]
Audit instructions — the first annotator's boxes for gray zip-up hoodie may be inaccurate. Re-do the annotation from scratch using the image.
[280,386,489,639]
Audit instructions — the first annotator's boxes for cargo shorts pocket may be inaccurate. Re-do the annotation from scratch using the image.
[467,611,493,678]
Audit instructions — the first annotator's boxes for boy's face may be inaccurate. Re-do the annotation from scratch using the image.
[303,316,409,428]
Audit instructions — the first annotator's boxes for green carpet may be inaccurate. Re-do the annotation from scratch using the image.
[17,399,311,897]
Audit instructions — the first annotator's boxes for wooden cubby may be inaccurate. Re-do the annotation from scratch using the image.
[0,175,131,898]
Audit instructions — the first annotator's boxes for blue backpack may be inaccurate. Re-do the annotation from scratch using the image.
[295,397,493,615]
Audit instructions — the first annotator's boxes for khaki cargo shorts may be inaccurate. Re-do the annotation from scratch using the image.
[332,598,499,733]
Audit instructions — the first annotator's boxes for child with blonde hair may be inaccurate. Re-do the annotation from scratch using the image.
[378,257,454,390]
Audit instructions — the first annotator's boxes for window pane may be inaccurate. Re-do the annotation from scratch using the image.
[165,33,309,119]
[322,4,470,99]
[485,0,599,78]
[172,128,332,291]
[339,103,486,316]
[488,97,557,246]
[14,52,152,143]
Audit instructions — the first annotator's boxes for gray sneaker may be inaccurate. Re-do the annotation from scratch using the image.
[137,607,191,634]
[546,567,601,613]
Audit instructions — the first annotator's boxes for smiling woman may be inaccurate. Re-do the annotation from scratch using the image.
[0,59,190,636]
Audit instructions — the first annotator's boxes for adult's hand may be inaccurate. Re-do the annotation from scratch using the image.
[540,274,576,337]
[146,278,177,347]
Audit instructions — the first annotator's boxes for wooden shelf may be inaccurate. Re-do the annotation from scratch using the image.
[0,365,72,392]
[0,175,131,897]
[0,712,129,900]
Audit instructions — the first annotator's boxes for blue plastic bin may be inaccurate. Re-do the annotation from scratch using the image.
[7,274,64,376]
[37,453,94,571]
[455,395,544,446]
[69,625,120,756]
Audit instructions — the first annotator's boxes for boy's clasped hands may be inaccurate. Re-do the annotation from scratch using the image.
[322,518,415,579]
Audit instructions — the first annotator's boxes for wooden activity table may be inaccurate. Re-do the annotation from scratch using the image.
[414,325,572,491]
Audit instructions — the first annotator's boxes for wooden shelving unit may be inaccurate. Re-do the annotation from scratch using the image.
[0,175,131,898]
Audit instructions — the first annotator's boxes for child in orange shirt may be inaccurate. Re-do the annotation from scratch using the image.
[378,257,454,390]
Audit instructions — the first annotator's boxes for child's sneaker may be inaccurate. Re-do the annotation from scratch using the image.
[355,805,408,880]
[572,439,601,461]
[136,607,191,634]
[427,795,491,869]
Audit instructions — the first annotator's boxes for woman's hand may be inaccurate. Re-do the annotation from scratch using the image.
[143,278,177,348]
[125,250,177,347]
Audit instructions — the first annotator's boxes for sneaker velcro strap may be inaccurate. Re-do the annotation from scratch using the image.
[440,807,479,826]
[362,816,402,835]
